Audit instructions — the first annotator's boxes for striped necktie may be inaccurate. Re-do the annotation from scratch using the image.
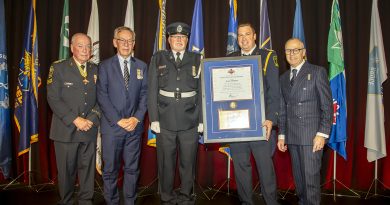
[124,60,130,89]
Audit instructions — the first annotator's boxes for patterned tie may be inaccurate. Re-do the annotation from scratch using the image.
[124,60,130,89]
[175,52,182,65]
[290,69,297,86]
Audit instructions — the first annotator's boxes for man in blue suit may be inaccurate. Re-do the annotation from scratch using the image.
[97,26,148,205]
[278,38,332,205]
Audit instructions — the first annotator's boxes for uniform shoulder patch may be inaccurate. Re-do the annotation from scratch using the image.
[273,56,279,68]
[47,65,55,85]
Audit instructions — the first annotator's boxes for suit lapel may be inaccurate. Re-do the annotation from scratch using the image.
[112,56,126,88]
[69,58,84,85]
[290,62,310,96]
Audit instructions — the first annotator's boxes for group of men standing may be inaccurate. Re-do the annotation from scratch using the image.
[47,21,332,205]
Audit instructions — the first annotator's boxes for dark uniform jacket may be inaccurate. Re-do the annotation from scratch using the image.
[229,47,280,125]
[148,50,202,131]
[279,62,332,145]
[47,58,100,142]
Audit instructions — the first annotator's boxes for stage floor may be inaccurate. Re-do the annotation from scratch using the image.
[1,183,390,205]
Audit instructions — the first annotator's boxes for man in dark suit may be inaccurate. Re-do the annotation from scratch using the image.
[148,22,202,205]
[97,26,148,205]
[228,23,280,205]
[278,38,333,205]
[47,33,100,205]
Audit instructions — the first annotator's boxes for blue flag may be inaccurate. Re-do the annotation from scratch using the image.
[188,0,204,56]
[327,0,347,159]
[153,0,167,52]
[227,0,238,55]
[0,0,12,178]
[292,0,306,47]
[14,0,39,156]
[259,0,272,49]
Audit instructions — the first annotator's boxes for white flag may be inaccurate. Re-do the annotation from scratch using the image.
[364,0,388,162]
[87,0,100,64]
[87,0,102,174]
[124,0,134,30]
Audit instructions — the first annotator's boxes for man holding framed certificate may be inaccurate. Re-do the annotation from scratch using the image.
[227,23,280,205]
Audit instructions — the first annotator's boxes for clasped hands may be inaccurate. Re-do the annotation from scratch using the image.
[117,117,139,132]
[73,117,93,131]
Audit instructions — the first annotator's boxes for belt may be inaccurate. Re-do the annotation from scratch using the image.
[159,90,197,99]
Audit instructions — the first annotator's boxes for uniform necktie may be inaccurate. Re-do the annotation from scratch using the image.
[175,52,182,65]
[290,69,297,86]
[79,64,88,84]
[124,60,130,89]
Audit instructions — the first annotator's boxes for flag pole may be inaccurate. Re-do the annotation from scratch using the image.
[321,150,360,200]
[365,160,390,199]
[211,154,232,199]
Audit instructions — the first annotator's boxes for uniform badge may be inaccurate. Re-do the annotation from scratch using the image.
[47,65,54,85]
[137,69,143,79]
[273,56,279,68]
[177,25,182,32]
[192,66,197,77]
[94,75,97,83]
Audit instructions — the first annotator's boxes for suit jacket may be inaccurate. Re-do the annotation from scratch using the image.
[279,62,332,145]
[148,50,202,131]
[229,47,280,125]
[97,55,148,136]
[47,58,100,142]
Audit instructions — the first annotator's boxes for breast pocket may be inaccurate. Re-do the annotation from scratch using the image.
[185,67,198,89]
[158,67,169,88]
[61,82,80,101]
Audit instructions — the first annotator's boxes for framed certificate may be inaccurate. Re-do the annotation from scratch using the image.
[201,56,266,143]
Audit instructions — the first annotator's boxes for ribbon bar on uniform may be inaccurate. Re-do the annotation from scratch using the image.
[159,90,197,99]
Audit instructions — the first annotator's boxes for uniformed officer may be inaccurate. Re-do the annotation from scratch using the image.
[228,23,280,205]
[148,22,202,205]
[47,33,100,205]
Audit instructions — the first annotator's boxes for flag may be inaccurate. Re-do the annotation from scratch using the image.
[87,0,100,64]
[259,0,272,49]
[0,0,12,178]
[124,0,134,31]
[14,0,40,156]
[292,0,306,47]
[59,0,69,60]
[227,0,238,55]
[153,0,167,52]
[86,0,102,175]
[218,145,232,160]
[364,0,387,162]
[327,0,347,160]
[148,0,167,147]
[188,0,204,56]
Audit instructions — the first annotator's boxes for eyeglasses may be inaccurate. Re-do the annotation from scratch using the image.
[116,38,135,45]
[285,48,304,55]
[170,35,187,40]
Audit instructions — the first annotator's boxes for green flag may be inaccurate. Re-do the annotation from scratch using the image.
[327,0,344,79]
[59,0,69,59]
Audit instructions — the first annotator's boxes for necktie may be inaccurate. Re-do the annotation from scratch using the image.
[175,52,182,65]
[290,69,297,86]
[124,60,130,89]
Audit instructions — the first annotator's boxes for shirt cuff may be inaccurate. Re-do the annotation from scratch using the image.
[317,132,329,138]
[278,134,285,140]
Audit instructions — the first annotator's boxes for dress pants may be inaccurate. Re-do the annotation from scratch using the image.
[230,136,279,205]
[157,127,198,205]
[288,145,323,205]
[54,141,96,205]
[102,133,142,205]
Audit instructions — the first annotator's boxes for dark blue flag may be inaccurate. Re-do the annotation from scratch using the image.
[14,0,39,156]
[0,0,12,178]
[292,0,306,47]
[188,0,204,56]
[227,0,238,55]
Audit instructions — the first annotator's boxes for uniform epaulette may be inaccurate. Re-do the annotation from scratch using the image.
[53,59,66,64]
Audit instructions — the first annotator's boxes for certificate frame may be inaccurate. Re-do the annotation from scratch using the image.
[201,55,267,143]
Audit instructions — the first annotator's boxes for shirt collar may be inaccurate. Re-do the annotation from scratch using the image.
[73,57,87,68]
[172,50,185,59]
[291,59,305,74]
[241,46,256,56]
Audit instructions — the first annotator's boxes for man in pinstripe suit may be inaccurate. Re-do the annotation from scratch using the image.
[278,38,332,205]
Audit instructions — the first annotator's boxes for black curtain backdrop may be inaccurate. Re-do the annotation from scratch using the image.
[2,0,390,192]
